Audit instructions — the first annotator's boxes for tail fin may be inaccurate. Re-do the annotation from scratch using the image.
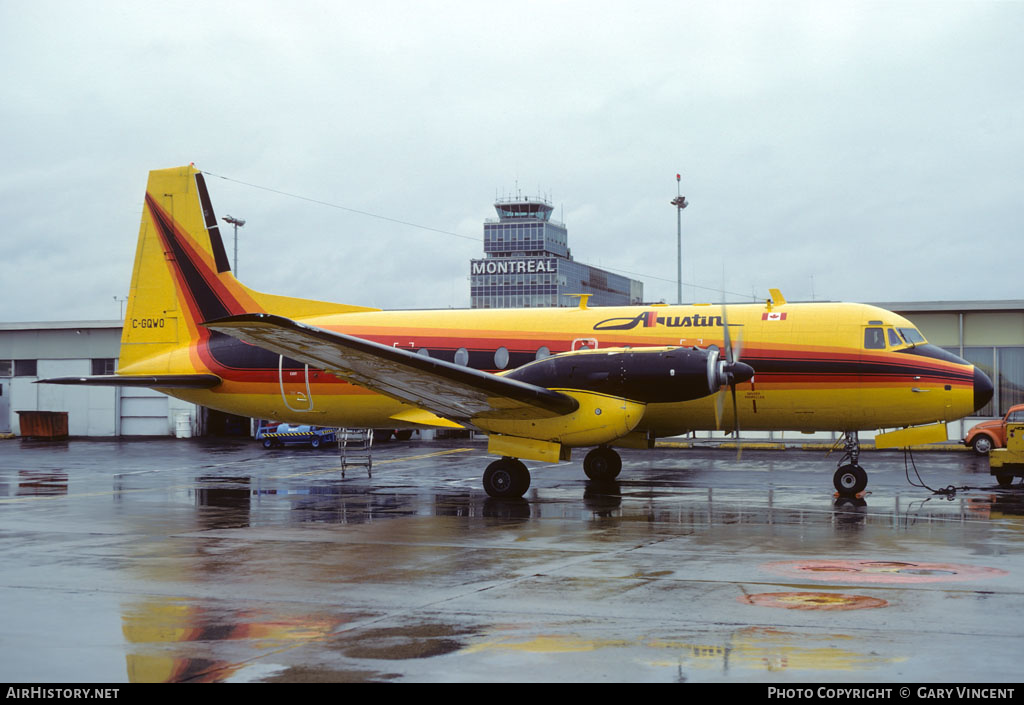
[119,165,376,374]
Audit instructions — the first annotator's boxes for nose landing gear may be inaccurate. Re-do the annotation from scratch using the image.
[833,431,868,496]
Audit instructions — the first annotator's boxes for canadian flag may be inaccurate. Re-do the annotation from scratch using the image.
[762,312,788,321]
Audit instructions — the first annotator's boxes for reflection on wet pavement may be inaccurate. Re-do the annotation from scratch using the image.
[3,470,69,497]
[2,439,1024,682]
[739,592,889,610]
[121,598,348,682]
[648,628,907,674]
[333,623,476,660]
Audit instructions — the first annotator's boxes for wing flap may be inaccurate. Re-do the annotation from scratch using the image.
[204,313,578,423]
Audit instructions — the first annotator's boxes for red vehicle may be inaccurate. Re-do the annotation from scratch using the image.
[964,404,1024,454]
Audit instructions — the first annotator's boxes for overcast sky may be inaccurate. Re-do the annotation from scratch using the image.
[1,0,1021,322]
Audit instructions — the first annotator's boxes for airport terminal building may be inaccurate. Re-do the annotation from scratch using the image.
[470,196,644,309]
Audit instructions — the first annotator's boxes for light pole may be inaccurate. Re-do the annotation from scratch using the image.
[670,174,688,305]
[222,215,246,275]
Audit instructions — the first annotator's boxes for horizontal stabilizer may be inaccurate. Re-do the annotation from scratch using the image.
[204,313,579,424]
[38,374,222,389]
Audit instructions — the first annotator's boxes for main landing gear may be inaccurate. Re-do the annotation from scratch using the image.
[833,431,868,496]
[481,446,624,499]
[583,446,622,482]
[482,457,531,499]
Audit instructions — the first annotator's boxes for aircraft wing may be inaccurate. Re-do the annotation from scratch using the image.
[204,313,579,425]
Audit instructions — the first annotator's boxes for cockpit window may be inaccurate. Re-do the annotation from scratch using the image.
[897,327,926,345]
[864,327,885,350]
[887,329,902,347]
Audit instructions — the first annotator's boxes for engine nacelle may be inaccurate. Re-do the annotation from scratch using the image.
[505,346,753,404]
[477,390,646,448]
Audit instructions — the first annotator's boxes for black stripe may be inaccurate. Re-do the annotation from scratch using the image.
[746,355,973,382]
[895,344,971,365]
[195,172,232,273]
[147,195,232,323]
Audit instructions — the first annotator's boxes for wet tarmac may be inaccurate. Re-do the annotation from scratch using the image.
[1,436,1022,683]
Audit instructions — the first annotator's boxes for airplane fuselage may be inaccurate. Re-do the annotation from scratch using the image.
[158,300,981,441]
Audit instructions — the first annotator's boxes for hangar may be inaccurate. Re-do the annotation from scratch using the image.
[2,300,1021,439]
[0,321,200,437]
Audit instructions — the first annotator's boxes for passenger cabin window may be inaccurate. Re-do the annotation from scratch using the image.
[864,328,885,350]
[494,346,510,370]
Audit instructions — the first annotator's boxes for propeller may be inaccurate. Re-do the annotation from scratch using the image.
[707,299,754,450]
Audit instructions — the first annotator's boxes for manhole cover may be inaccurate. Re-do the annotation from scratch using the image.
[762,559,1007,584]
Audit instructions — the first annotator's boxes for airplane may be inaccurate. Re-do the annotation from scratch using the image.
[41,165,994,499]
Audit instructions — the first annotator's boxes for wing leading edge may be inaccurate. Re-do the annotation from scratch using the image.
[204,313,580,425]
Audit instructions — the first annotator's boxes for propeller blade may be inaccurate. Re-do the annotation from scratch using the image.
[714,388,724,430]
[729,378,743,458]
[730,383,739,434]
[721,288,745,459]
[721,299,734,364]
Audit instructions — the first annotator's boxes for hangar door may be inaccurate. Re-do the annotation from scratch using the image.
[119,387,169,436]
[0,380,9,433]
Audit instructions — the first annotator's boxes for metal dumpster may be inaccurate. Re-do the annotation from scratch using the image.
[17,411,69,439]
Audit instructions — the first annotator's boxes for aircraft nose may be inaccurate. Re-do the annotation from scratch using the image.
[974,365,994,411]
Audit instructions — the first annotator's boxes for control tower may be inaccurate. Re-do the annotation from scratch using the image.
[470,195,643,308]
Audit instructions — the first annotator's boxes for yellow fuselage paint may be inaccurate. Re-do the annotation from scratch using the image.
[155,301,975,442]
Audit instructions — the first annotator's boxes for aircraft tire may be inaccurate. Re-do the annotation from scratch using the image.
[584,447,622,482]
[833,464,867,496]
[483,458,530,499]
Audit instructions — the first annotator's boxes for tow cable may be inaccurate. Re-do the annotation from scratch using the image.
[903,447,969,497]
